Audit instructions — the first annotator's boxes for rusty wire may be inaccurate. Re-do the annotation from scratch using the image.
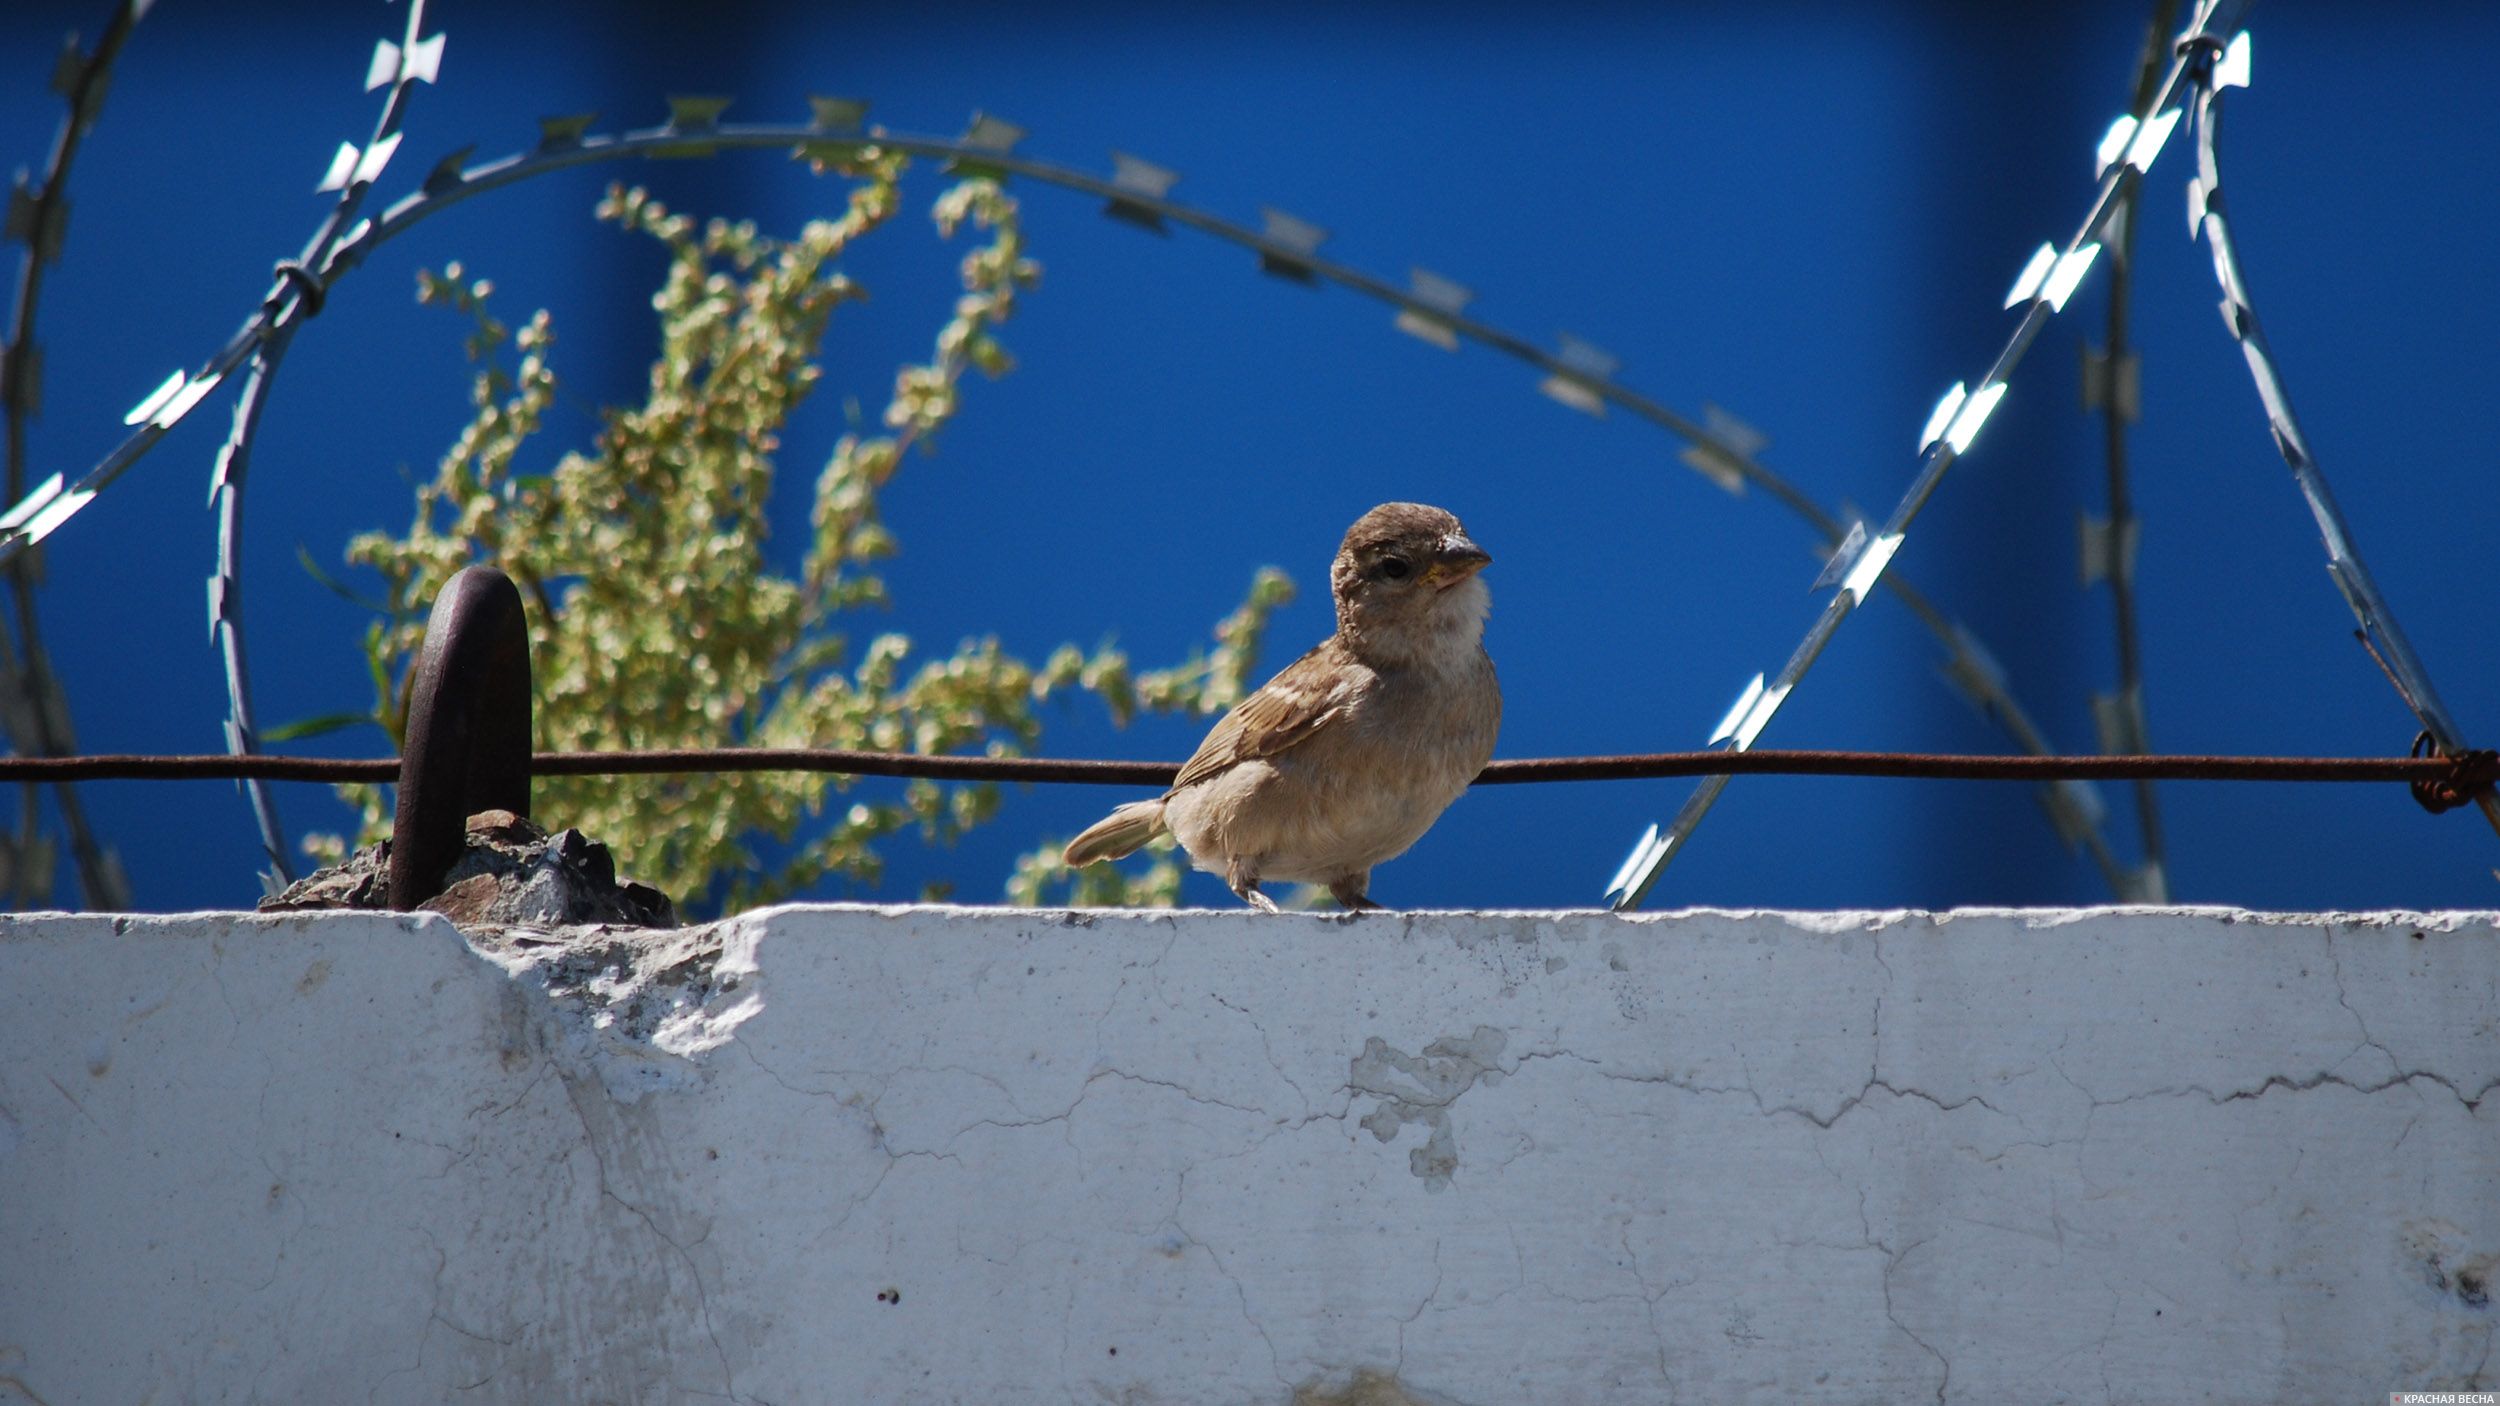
[5,745,2490,804]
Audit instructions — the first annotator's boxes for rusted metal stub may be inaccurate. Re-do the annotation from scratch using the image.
[389,566,531,909]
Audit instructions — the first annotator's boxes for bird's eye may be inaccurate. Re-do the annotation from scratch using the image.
[1378,557,1412,581]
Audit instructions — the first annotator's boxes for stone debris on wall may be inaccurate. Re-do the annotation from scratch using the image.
[260,808,676,929]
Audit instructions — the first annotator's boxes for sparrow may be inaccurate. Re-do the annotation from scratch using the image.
[1062,502,1501,911]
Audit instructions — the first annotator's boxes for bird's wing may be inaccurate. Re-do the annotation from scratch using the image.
[1167,641,1362,795]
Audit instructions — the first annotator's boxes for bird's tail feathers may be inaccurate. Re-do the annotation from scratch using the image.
[1062,799,1168,867]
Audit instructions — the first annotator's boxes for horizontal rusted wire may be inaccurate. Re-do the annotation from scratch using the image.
[3,747,2490,793]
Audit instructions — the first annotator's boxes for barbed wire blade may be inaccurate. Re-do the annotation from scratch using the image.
[1257,207,1327,283]
[2077,511,2139,587]
[2080,345,2140,421]
[1812,520,1869,591]
[365,32,445,93]
[1538,333,1618,416]
[536,112,597,151]
[1104,151,1179,231]
[1,343,38,420]
[806,96,868,134]
[1605,823,1662,900]
[123,367,220,428]
[665,95,732,133]
[2215,31,2252,89]
[1392,267,1471,350]
[421,145,474,197]
[8,477,93,547]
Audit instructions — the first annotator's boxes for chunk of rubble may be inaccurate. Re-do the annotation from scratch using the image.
[259,809,676,929]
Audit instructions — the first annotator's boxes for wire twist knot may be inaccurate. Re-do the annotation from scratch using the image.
[266,260,328,320]
[2410,735,2499,815]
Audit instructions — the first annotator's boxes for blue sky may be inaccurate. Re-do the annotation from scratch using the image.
[4,1,2496,913]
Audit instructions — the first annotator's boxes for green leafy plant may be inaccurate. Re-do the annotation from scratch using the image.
[313,153,1291,913]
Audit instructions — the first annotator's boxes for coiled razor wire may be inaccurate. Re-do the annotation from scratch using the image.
[0,13,2151,896]
[2079,0,2181,905]
[2182,33,2500,839]
[1604,0,2268,910]
[0,0,149,909]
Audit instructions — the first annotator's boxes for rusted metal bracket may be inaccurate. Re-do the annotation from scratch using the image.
[388,565,530,909]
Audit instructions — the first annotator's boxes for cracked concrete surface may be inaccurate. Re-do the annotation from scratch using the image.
[2,905,2496,1403]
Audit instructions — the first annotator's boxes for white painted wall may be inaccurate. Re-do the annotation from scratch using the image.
[2,905,2494,1404]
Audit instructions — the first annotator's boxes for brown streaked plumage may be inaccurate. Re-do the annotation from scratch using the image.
[1062,502,1501,911]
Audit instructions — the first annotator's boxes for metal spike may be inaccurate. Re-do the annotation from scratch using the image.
[1812,521,1869,592]
[1939,624,2009,711]
[1675,405,1762,496]
[2039,778,2107,850]
[206,573,233,642]
[1919,382,1967,452]
[315,142,359,193]
[2095,115,2138,174]
[2039,243,2101,312]
[2004,243,2056,308]
[2079,345,2140,422]
[807,96,868,134]
[33,671,72,748]
[1537,333,1617,416]
[21,837,55,905]
[961,112,1026,153]
[1103,151,1179,232]
[354,131,403,186]
[5,178,42,252]
[367,34,448,92]
[1676,445,1745,496]
[2215,31,2252,89]
[18,481,96,547]
[2077,512,2139,588]
[665,95,733,133]
[365,39,403,92]
[402,32,447,86]
[421,145,474,197]
[125,369,187,426]
[1605,824,1663,902]
[317,134,401,193]
[1939,380,2007,454]
[1708,674,1768,747]
[49,36,83,97]
[124,368,219,430]
[0,474,64,534]
[537,112,597,151]
[2323,559,2374,627]
[1702,404,1768,459]
[1392,267,1472,350]
[2123,108,2183,172]
[1835,531,1903,606]
[1256,207,1327,283]
[1,342,37,421]
[2091,684,2146,755]
[2118,861,2169,904]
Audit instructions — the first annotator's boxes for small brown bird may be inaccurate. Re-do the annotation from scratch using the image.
[1063,502,1501,911]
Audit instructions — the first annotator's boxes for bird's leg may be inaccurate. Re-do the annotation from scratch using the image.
[1329,873,1383,911]
[1227,858,1281,913]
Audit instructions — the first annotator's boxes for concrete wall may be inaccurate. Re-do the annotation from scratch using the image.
[2,905,2494,1404]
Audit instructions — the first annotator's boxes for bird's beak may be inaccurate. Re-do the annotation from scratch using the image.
[1426,530,1491,589]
